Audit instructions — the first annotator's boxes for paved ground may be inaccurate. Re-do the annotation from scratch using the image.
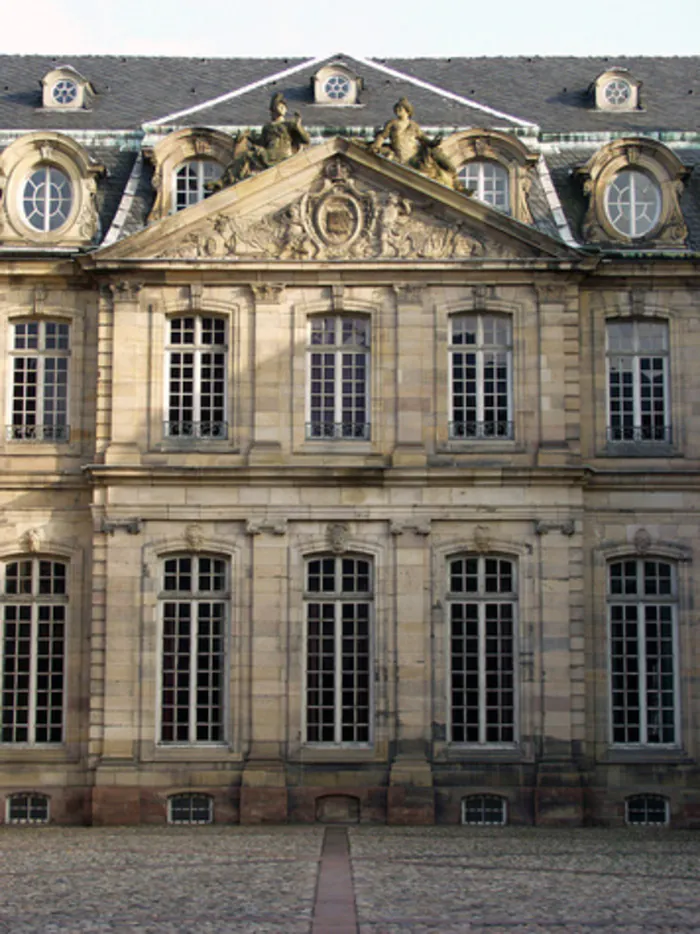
[1,825,699,933]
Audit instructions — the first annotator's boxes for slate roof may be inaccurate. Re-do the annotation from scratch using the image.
[1,53,697,132]
[0,53,698,250]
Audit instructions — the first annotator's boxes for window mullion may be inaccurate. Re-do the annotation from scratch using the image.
[638,605,648,744]
[633,354,642,430]
[476,349,484,429]
[29,601,39,743]
[334,596,342,744]
[334,346,342,434]
[478,600,486,744]
[189,597,197,744]
[193,350,202,430]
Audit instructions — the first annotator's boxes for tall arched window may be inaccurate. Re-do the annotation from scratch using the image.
[159,554,228,744]
[165,315,227,440]
[306,315,370,440]
[448,555,517,744]
[305,555,372,744]
[1,557,67,744]
[449,314,512,440]
[609,558,678,745]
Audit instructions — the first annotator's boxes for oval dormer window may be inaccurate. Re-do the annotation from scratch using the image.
[604,170,661,238]
[22,166,73,232]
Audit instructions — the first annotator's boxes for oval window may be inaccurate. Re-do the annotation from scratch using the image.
[22,166,73,232]
[605,170,661,238]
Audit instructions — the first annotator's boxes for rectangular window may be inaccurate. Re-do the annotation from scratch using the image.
[160,555,227,744]
[165,316,227,440]
[306,316,370,440]
[8,320,70,442]
[449,555,516,744]
[1,558,66,744]
[305,556,372,744]
[609,558,677,745]
[607,320,670,443]
[449,314,512,440]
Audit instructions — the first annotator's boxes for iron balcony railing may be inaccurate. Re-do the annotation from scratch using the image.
[607,425,672,444]
[6,424,70,442]
[164,421,228,440]
[449,420,513,440]
[306,421,371,440]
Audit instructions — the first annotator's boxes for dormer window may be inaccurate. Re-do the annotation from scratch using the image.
[313,63,361,105]
[593,68,641,112]
[577,138,689,245]
[41,66,93,111]
[441,129,538,223]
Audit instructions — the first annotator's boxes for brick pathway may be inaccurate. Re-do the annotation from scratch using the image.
[1,825,700,932]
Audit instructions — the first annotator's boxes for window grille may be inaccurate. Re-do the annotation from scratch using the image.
[6,793,50,824]
[168,793,213,824]
[461,794,507,825]
[625,794,669,826]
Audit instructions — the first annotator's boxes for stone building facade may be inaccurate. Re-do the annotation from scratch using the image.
[0,53,699,827]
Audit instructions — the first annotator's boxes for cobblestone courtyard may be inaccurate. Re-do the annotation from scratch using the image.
[1,825,699,933]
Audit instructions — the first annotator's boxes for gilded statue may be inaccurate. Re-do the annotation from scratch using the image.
[209,93,310,189]
[370,98,459,189]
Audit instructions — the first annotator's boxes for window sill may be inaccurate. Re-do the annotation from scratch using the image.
[149,744,241,762]
[436,440,523,455]
[439,744,524,763]
[295,745,376,763]
[601,443,679,458]
[603,746,690,764]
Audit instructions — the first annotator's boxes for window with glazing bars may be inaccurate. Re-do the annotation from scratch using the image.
[606,320,670,443]
[1,558,66,744]
[449,555,516,744]
[160,555,227,744]
[307,316,370,440]
[449,314,512,439]
[458,161,510,214]
[174,160,223,211]
[165,316,227,439]
[609,559,678,745]
[305,556,372,744]
[9,320,70,442]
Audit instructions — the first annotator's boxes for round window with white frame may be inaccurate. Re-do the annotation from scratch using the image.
[458,161,510,214]
[22,166,74,232]
[604,169,661,238]
[51,79,78,106]
[323,74,351,101]
[174,159,223,212]
[603,79,632,107]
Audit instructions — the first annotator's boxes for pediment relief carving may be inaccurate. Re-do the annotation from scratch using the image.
[157,157,493,262]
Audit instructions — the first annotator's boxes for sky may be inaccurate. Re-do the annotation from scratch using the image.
[1,0,699,58]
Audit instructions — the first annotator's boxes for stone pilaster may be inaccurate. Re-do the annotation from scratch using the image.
[103,281,144,465]
[533,518,584,825]
[240,517,289,822]
[387,520,434,824]
[248,285,287,465]
[392,285,428,466]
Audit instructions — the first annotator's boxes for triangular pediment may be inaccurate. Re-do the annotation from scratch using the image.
[91,138,580,266]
